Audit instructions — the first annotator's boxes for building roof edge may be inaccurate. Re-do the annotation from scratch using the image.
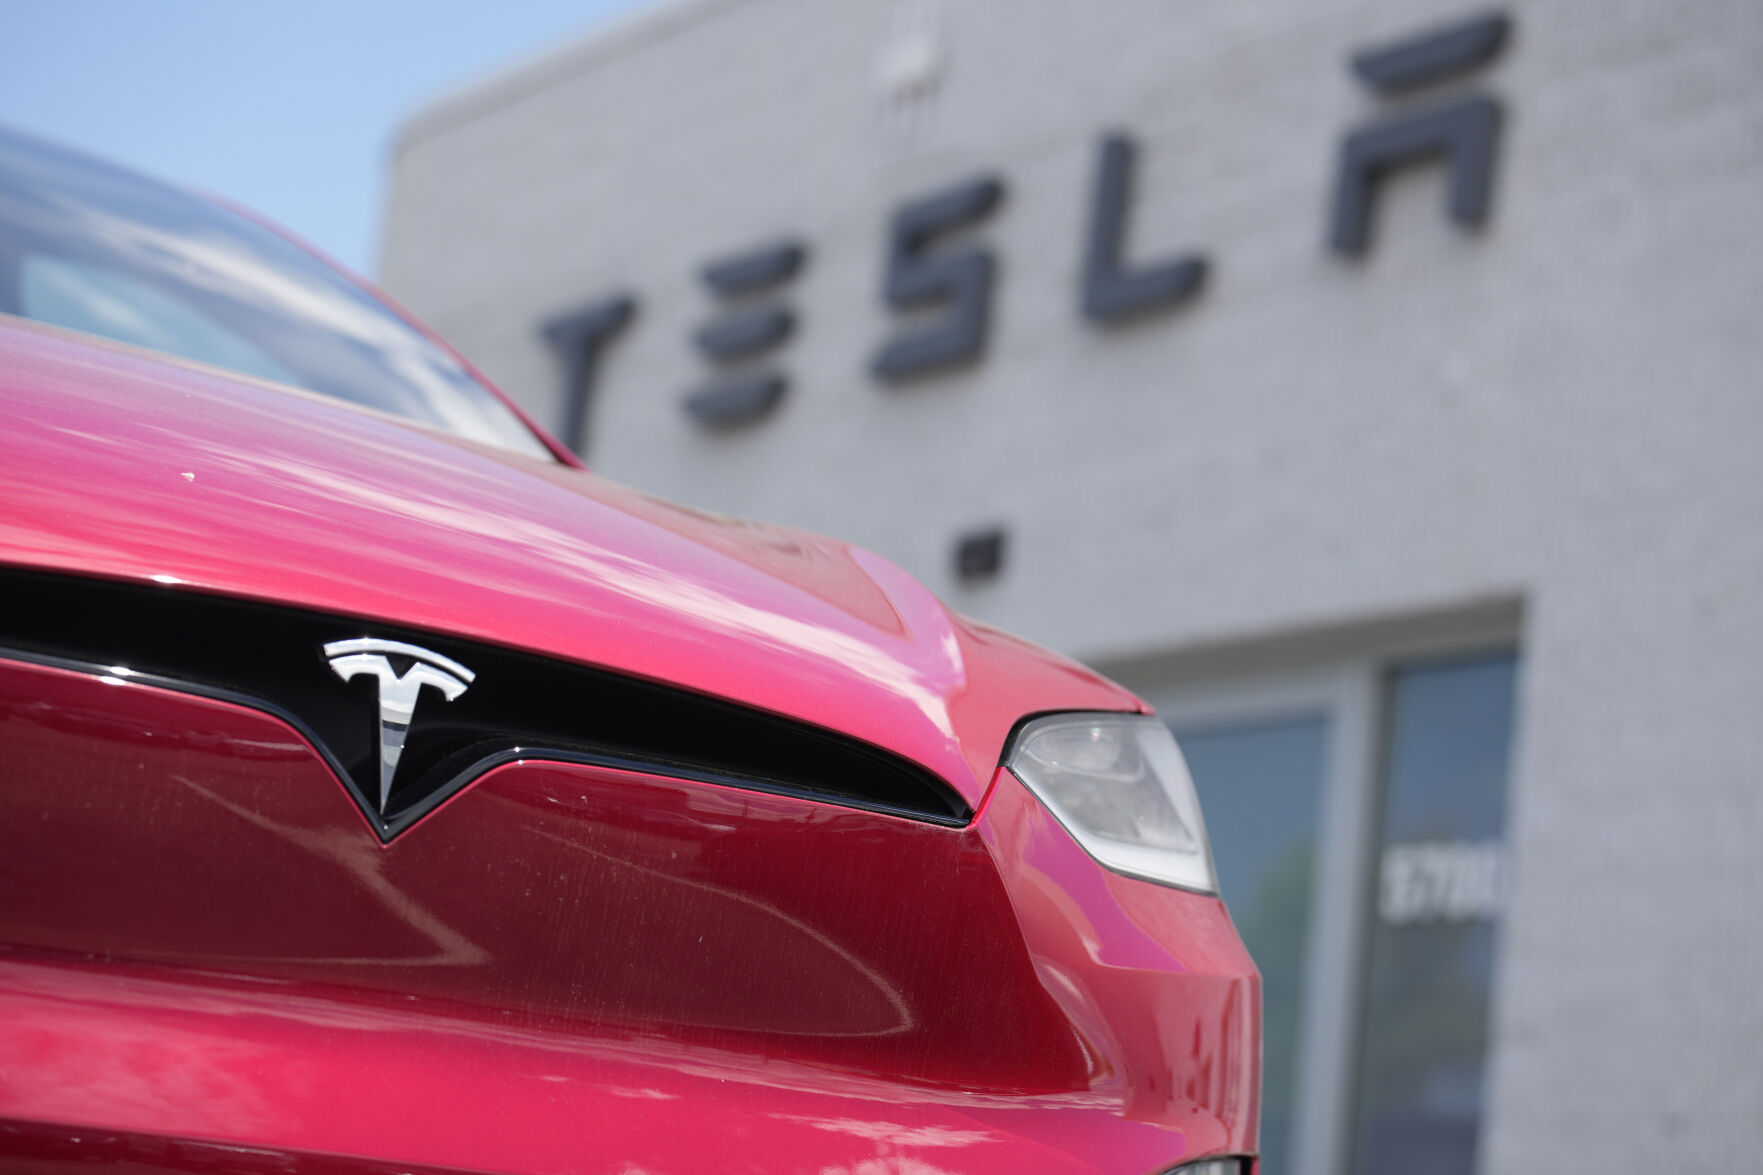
[392,0,754,157]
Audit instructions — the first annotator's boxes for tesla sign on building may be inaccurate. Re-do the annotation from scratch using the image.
[381,2,1763,1173]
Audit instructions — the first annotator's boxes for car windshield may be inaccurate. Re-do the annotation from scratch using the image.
[0,126,551,459]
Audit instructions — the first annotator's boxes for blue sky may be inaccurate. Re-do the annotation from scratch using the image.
[0,0,654,276]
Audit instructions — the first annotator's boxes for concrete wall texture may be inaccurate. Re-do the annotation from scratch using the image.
[380,1,1763,1170]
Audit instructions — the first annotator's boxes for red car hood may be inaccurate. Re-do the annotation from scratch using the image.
[0,318,1140,805]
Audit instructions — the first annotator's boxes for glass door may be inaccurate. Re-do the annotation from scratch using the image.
[1130,641,1520,1175]
[1349,653,1518,1175]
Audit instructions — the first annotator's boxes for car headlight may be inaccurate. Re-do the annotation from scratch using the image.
[1006,712,1218,894]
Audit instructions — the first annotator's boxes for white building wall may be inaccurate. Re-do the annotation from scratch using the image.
[380,1,1763,1169]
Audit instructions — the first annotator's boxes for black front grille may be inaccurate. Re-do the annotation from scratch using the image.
[0,568,970,839]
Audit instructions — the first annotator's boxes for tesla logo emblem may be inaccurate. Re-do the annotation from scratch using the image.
[323,638,475,814]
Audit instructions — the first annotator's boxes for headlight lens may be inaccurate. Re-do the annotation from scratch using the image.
[1006,713,1217,894]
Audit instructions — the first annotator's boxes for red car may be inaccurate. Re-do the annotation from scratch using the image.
[0,126,1258,1175]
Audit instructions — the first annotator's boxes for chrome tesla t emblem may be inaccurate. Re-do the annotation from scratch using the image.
[323,638,475,814]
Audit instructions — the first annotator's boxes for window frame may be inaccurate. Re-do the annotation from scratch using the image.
[1101,601,1522,1175]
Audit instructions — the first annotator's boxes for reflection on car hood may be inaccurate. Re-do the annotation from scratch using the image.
[0,317,1140,804]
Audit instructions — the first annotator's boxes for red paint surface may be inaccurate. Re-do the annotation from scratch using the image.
[0,658,1257,1173]
[0,296,1255,1170]
[0,315,1137,807]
